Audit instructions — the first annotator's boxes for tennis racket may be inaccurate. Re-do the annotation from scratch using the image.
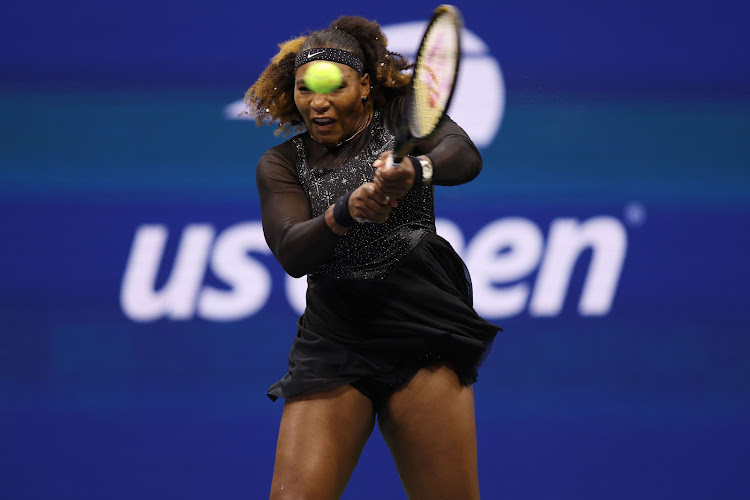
[386,4,463,169]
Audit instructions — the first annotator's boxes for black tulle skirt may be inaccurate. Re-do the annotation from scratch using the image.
[267,232,500,401]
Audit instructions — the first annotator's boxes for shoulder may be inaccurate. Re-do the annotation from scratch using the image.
[259,135,303,167]
[381,96,407,132]
[257,134,306,186]
[258,134,307,174]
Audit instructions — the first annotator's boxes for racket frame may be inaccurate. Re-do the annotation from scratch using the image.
[389,4,463,167]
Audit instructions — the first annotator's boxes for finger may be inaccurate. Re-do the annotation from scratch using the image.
[349,187,373,220]
[350,185,385,220]
[372,176,394,196]
[374,169,403,187]
[362,199,391,220]
[378,181,405,199]
[366,209,390,224]
[360,183,377,199]
[374,174,400,191]
[366,184,390,205]
[380,168,410,184]
[373,150,391,169]
[363,197,389,216]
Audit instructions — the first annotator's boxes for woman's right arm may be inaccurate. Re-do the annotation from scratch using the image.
[257,150,392,278]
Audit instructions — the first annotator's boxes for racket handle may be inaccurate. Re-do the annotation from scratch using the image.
[385,151,403,169]
[382,152,399,203]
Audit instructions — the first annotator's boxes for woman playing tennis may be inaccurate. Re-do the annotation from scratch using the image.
[245,13,500,499]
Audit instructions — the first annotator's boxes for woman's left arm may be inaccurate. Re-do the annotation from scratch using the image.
[373,114,483,198]
[416,115,483,186]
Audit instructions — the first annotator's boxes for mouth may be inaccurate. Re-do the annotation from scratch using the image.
[311,117,336,129]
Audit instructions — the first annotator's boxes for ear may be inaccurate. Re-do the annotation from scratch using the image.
[360,73,371,100]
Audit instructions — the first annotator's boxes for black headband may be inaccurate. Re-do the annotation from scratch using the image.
[295,48,364,75]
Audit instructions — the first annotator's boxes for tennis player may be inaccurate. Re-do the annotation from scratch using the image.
[245,15,500,499]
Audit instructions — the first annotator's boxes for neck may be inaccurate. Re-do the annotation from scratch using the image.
[335,108,372,147]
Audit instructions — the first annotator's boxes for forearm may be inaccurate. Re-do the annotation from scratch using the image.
[273,209,344,278]
[272,187,386,277]
[423,133,482,186]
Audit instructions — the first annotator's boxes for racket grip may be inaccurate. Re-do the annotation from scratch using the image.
[385,151,403,169]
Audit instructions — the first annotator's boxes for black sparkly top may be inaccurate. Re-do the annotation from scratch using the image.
[295,110,435,279]
[255,96,483,280]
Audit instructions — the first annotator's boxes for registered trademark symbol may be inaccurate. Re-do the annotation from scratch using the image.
[623,201,646,227]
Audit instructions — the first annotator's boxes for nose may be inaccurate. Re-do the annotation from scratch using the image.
[310,93,330,113]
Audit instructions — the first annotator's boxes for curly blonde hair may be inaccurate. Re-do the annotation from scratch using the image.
[244,16,412,135]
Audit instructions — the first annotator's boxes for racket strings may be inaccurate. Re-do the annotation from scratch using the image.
[410,14,459,138]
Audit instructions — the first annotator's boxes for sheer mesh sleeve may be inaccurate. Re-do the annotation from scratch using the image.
[256,146,340,278]
[384,97,483,185]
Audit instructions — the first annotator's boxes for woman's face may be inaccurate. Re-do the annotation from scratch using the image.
[295,61,370,146]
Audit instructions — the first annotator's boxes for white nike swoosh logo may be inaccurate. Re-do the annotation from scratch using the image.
[307,51,325,59]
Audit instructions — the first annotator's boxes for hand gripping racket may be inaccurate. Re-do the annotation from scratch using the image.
[386,4,463,169]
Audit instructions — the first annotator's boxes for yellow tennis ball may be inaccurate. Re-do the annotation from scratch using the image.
[304,61,343,94]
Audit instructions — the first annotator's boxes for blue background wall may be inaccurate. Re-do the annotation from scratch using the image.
[1,1,749,498]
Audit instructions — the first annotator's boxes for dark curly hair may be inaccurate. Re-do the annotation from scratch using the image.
[244,16,412,135]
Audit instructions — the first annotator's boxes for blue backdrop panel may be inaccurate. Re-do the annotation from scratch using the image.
[1,0,750,499]
[2,0,748,93]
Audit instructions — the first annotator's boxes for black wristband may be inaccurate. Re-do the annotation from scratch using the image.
[333,191,356,227]
[407,155,424,190]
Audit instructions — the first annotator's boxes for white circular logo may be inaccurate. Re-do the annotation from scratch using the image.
[226,22,505,148]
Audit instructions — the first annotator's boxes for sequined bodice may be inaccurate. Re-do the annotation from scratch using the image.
[294,111,435,279]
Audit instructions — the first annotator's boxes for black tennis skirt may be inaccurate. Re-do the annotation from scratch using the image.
[267,231,500,401]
